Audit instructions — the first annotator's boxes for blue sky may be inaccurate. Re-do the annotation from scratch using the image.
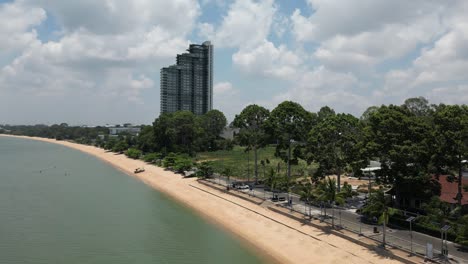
[0,0,467,125]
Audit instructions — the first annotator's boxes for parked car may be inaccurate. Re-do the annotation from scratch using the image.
[237,184,250,190]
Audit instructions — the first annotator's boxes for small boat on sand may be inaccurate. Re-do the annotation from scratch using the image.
[134,168,145,173]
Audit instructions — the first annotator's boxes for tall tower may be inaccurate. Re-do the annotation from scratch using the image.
[160,41,213,115]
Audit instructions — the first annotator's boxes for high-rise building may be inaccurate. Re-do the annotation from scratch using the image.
[160,41,213,115]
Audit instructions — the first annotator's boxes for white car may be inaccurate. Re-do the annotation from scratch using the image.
[237,184,250,190]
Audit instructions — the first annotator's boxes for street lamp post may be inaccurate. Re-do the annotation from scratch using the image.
[359,216,362,236]
[441,225,450,260]
[339,208,342,228]
[406,216,416,255]
[331,201,335,228]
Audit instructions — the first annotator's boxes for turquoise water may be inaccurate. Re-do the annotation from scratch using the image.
[0,137,262,264]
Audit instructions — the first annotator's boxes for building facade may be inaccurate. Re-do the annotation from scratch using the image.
[160,41,213,115]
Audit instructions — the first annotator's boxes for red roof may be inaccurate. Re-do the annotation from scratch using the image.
[434,175,468,205]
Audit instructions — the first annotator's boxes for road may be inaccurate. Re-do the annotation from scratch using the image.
[211,176,468,262]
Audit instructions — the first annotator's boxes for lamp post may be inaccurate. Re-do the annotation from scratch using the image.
[406,216,416,255]
[441,225,450,260]
[331,201,335,228]
[334,132,342,192]
[359,215,362,236]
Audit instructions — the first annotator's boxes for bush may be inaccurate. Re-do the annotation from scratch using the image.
[126,148,142,159]
[173,156,194,174]
[214,139,234,151]
[143,152,162,163]
[162,153,179,168]
[196,162,214,178]
[112,140,129,153]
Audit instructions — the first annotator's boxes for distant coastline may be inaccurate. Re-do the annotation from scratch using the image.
[0,134,407,264]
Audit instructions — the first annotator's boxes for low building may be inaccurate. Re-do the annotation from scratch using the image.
[434,175,468,210]
[108,126,141,136]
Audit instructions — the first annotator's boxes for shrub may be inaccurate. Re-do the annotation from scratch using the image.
[173,156,194,174]
[162,153,179,168]
[112,140,129,153]
[143,152,162,163]
[126,148,142,159]
[196,162,214,178]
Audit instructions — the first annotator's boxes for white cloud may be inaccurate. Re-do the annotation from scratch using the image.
[315,17,443,71]
[295,0,445,41]
[0,0,201,124]
[200,0,276,48]
[232,40,302,80]
[0,1,46,53]
[214,81,236,95]
[26,0,200,36]
[427,85,468,105]
[272,66,369,114]
[292,0,447,73]
[213,81,243,120]
[379,2,468,101]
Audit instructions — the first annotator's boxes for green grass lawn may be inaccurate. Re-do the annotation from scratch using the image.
[195,145,317,180]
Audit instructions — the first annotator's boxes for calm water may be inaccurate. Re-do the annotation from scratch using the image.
[0,137,262,264]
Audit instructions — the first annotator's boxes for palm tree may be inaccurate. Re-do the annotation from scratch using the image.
[264,168,279,199]
[299,182,316,219]
[362,188,397,248]
[315,177,345,227]
[223,167,232,191]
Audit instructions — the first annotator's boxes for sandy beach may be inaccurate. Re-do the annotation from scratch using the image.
[1,135,420,264]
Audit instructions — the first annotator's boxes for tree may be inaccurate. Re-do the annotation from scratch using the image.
[233,104,270,183]
[420,196,449,225]
[403,97,432,117]
[104,137,117,150]
[456,215,468,247]
[360,106,379,124]
[308,113,363,191]
[317,106,336,121]
[433,104,468,207]
[222,167,233,190]
[143,153,162,163]
[196,162,214,178]
[162,153,178,168]
[112,140,129,153]
[315,177,345,227]
[153,113,175,154]
[341,182,355,199]
[362,105,434,208]
[267,101,315,182]
[362,188,397,248]
[136,125,156,153]
[125,148,142,159]
[174,156,194,174]
[153,111,203,155]
[264,167,281,198]
[201,110,227,151]
[299,182,316,218]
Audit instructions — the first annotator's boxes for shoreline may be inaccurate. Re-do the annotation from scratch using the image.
[1,135,411,264]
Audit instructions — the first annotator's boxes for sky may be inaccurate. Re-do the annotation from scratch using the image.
[1,0,468,125]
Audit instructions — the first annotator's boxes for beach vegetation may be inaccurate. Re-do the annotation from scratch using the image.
[196,162,215,179]
[162,153,179,168]
[143,152,162,164]
[112,140,129,153]
[173,156,194,174]
[126,148,142,159]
